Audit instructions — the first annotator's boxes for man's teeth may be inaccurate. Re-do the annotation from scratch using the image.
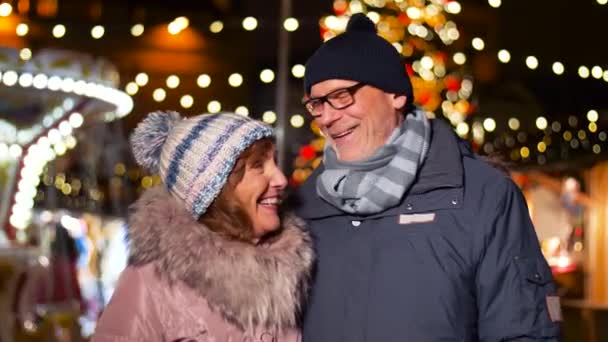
[259,198,281,205]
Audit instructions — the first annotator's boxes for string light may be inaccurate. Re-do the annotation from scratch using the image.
[180,95,194,109]
[284,17,299,31]
[131,24,144,37]
[290,114,305,128]
[445,1,462,14]
[197,74,211,88]
[263,111,277,124]
[488,0,501,8]
[291,64,305,78]
[536,116,548,130]
[52,24,66,38]
[526,56,539,70]
[242,17,258,31]
[228,73,243,87]
[208,100,221,113]
[125,82,139,95]
[91,25,105,39]
[153,88,166,102]
[166,75,180,89]
[552,62,565,75]
[0,3,12,16]
[578,66,590,78]
[587,110,599,122]
[591,66,603,79]
[260,69,275,83]
[497,50,510,63]
[19,48,32,61]
[235,106,249,116]
[483,118,496,132]
[135,72,148,86]
[210,21,224,33]
[472,37,485,51]
[453,52,466,65]
[508,118,520,131]
[16,23,29,36]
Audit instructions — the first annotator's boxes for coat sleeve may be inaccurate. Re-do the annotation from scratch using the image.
[476,178,561,341]
[91,266,164,342]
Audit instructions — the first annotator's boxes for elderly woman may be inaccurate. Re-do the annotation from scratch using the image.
[92,112,313,342]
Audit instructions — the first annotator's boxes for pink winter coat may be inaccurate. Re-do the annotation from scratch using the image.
[92,186,314,342]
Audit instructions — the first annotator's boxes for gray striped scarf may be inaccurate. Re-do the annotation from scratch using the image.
[316,108,431,215]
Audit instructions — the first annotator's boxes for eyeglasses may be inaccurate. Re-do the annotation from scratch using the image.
[302,82,365,117]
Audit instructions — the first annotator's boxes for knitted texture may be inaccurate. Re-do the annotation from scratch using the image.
[304,13,413,102]
[130,112,274,219]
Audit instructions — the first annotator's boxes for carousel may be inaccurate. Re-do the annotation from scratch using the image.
[0,46,132,341]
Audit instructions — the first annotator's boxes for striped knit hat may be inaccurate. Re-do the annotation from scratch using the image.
[130,111,274,219]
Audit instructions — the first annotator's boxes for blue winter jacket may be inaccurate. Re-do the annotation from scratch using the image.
[292,119,561,341]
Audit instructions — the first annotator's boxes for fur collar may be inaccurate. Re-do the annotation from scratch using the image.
[127,186,314,333]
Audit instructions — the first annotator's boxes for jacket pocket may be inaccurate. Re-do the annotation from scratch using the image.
[514,256,553,286]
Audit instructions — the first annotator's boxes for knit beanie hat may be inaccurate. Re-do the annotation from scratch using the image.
[130,111,274,219]
[304,13,413,102]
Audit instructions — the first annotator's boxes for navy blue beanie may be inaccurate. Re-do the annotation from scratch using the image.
[304,13,413,103]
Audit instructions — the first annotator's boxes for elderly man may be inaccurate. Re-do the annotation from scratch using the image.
[292,13,562,342]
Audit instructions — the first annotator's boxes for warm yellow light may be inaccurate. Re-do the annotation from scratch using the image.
[131,24,144,37]
[537,142,547,153]
[210,21,224,33]
[207,101,221,113]
[263,111,277,124]
[168,21,181,35]
[520,147,530,158]
[283,17,299,32]
[536,116,548,130]
[593,144,601,154]
[453,52,466,65]
[508,118,520,130]
[483,118,496,132]
[290,114,305,128]
[526,56,539,70]
[456,122,469,136]
[19,48,32,61]
[228,73,243,87]
[16,23,29,36]
[235,106,249,116]
[52,24,66,38]
[125,82,139,95]
[180,95,194,109]
[260,69,275,83]
[421,56,434,70]
[291,64,305,78]
[488,0,501,8]
[153,88,166,102]
[552,62,565,75]
[578,66,590,78]
[604,71,608,82]
[589,122,598,133]
[472,37,485,51]
[591,66,603,79]
[197,74,211,88]
[445,1,462,14]
[91,25,105,39]
[587,109,599,122]
[598,0,608,5]
[0,3,12,16]
[174,16,189,30]
[498,49,510,63]
[406,7,422,19]
[135,72,148,86]
[242,17,258,31]
[166,75,180,89]
[366,11,380,24]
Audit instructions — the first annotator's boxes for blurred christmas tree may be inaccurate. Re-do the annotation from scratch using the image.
[291,0,474,186]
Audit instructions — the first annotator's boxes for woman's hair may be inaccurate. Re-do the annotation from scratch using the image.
[199,138,275,242]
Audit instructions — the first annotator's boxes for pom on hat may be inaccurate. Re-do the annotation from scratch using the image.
[346,13,376,33]
[131,111,181,174]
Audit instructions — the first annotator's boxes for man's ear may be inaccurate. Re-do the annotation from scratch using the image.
[392,94,407,110]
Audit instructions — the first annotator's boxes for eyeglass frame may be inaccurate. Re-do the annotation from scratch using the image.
[302,82,366,117]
